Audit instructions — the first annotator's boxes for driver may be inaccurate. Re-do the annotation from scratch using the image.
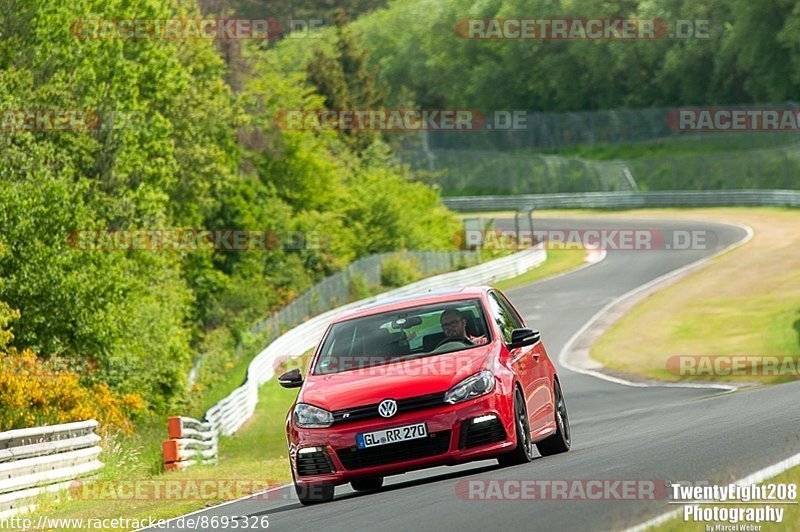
[439,309,488,346]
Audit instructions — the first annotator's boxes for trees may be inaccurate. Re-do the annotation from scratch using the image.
[354,0,800,111]
[0,0,458,418]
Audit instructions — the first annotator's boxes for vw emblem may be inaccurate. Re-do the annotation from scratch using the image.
[378,399,397,418]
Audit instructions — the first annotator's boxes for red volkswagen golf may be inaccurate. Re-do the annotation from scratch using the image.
[279,286,571,504]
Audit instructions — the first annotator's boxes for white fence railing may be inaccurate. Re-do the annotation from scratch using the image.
[0,420,102,518]
[442,189,800,211]
[162,417,218,471]
[201,246,547,437]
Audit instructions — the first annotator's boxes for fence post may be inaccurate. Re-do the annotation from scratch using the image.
[162,416,218,471]
[754,152,762,188]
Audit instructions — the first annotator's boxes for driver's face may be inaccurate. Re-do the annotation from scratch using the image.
[440,313,467,339]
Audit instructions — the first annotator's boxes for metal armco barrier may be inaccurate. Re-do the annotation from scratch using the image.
[0,420,102,518]
[188,250,481,386]
[192,246,547,438]
[442,189,800,211]
[162,417,218,471]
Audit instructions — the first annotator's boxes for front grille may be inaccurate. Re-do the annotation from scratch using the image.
[332,392,446,425]
[337,430,451,470]
[296,449,335,477]
[459,417,506,449]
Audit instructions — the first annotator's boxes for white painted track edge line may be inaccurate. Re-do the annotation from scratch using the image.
[624,451,800,532]
[133,483,293,531]
[507,246,609,290]
[557,221,754,391]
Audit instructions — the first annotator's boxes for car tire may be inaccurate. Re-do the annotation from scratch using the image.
[497,388,534,467]
[295,481,335,505]
[292,468,334,505]
[536,378,571,456]
[350,477,384,492]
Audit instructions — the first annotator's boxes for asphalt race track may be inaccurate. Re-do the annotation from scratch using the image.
[149,216,800,532]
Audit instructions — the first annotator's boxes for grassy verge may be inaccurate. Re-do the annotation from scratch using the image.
[190,350,252,418]
[588,208,800,385]
[494,248,589,291]
[541,132,799,160]
[653,466,800,531]
[456,209,694,219]
[435,134,800,195]
[31,357,303,529]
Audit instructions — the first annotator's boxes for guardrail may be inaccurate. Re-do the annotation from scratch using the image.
[0,420,102,518]
[196,246,546,438]
[162,417,218,471]
[442,189,800,211]
[189,250,481,386]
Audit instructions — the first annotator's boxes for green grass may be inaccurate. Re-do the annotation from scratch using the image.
[189,350,252,418]
[432,134,800,195]
[540,132,799,160]
[494,248,589,291]
[590,208,800,385]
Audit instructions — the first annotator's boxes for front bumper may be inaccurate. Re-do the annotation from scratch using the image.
[288,389,516,486]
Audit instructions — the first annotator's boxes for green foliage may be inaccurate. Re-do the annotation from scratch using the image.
[212,0,388,25]
[354,0,800,111]
[306,10,388,152]
[339,0,800,195]
[0,300,19,350]
[0,0,458,417]
[348,273,372,300]
[380,255,421,287]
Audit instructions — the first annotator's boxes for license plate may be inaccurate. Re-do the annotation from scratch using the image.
[356,422,427,449]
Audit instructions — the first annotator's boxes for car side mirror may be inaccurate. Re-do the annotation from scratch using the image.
[278,368,303,388]
[508,328,540,349]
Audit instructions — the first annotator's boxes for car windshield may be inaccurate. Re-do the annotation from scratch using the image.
[313,298,490,375]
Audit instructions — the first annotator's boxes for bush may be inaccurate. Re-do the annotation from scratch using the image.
[380,255,422,288]
[0,349,142,433]
[348,273,373,300]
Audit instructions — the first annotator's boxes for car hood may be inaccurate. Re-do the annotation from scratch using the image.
[298,344,496,411]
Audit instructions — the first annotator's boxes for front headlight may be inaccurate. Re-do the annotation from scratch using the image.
[293,403,334,428]
[444,370,496,404]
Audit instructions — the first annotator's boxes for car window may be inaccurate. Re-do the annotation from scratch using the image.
[313,298,490,375]
[487,291,522,343]
[494,291,525,328]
